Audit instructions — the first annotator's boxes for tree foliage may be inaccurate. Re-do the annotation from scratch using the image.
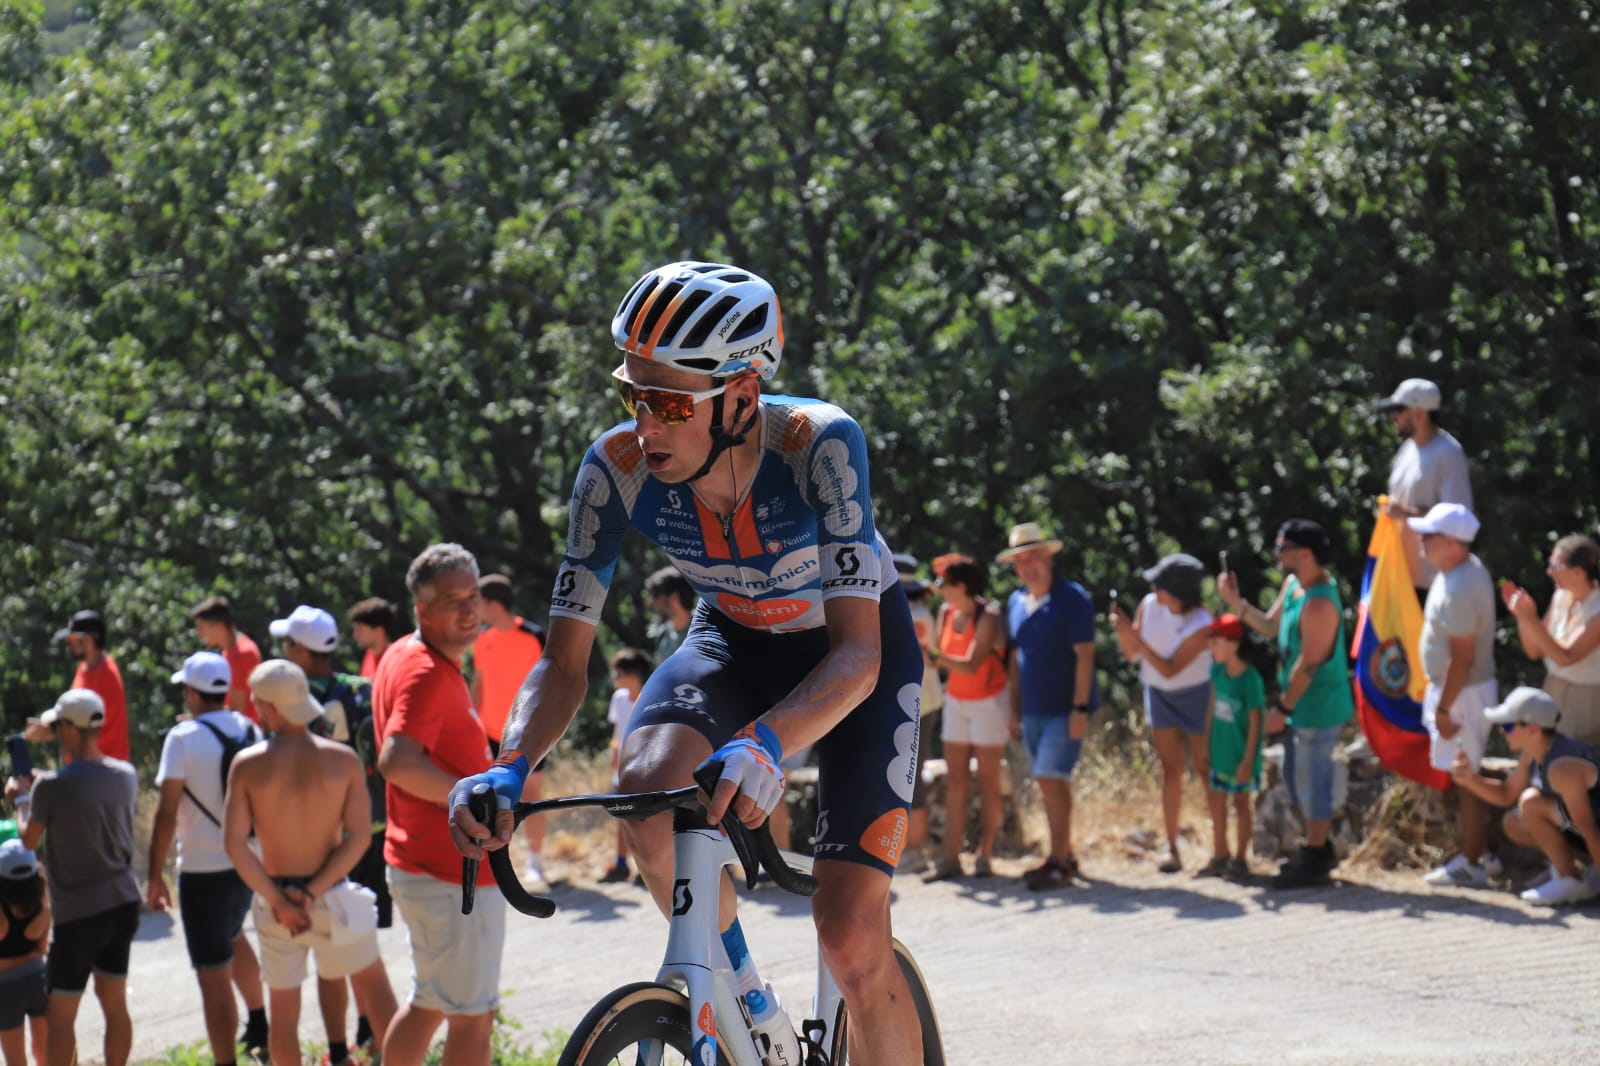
[2,0,1595,761]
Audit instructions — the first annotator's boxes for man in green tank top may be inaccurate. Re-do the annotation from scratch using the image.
[1220,519,1354,888]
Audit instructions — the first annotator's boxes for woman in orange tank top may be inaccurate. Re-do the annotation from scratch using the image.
[922,555,1010,882]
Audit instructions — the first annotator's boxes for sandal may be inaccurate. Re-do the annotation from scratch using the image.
[1156,845,1183,874]
[1226,858,1251,880]
[973,858,995,878]
[920,857,964,883]
[1193,856,1229,879]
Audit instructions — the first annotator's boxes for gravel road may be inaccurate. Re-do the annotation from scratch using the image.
[75,862,1600,1064]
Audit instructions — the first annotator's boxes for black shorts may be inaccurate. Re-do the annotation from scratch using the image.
[47,900,141,994]
[347,830,393,929]
[0,959,47,1028]
[629,583,923,875]
[178,869,253,971]
[486,737,548,773]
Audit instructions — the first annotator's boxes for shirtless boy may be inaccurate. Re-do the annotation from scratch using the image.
[224,660,396,1066]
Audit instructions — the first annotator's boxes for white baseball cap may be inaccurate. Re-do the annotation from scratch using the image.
[0,840,39,880]
[1406,502,1480,544]
[39,688,107,729]
[171,650,232,694]
[1483,686,1561,730]
[1378,378,1442,412]
[248,659,324,726]
[269,605,339,653]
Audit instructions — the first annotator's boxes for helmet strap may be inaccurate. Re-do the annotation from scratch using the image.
[684,384,759,484]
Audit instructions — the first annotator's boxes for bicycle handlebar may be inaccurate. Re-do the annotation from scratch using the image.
[459,767,820,918]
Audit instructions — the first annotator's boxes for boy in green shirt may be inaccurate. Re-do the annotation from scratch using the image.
[1198,614,1264,879]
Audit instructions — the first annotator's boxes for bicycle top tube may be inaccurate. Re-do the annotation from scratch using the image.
[460,762,818,919]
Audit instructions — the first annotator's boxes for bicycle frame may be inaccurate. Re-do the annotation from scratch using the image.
[660,809,842,1066]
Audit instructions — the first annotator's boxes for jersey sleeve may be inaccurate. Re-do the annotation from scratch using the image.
[384,658,446,751]
[799,408,884,601]
[550,429,640,625]
[1065,583,1096,645]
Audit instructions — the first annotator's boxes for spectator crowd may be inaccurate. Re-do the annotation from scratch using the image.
[4,376,1600,1066]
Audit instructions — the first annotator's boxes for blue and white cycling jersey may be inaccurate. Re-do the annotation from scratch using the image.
[550,396,896,633]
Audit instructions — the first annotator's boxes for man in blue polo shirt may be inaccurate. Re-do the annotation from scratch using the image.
[999,522,1098,891]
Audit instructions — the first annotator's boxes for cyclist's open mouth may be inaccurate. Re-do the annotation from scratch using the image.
[644,450,671,473]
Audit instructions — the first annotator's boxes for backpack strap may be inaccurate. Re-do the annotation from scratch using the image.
[180,718,256,828]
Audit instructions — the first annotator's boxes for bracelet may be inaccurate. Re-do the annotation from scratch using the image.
[1273,700,1294,720]
[1071,703,1091,715]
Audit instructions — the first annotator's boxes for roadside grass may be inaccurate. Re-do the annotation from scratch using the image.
[144,1012,565,1066]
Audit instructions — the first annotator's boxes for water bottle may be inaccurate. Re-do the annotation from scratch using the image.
[745,983,801,1066]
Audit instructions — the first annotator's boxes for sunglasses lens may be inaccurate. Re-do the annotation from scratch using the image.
[614,380,697,425]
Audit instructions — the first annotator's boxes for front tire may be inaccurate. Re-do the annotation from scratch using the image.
[558,982,736,1066]
[829,939,946,1065]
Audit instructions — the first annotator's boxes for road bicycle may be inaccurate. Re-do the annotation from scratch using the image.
[462,764,945,1065]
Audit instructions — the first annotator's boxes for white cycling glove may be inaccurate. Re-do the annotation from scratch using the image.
[706,722,786,819]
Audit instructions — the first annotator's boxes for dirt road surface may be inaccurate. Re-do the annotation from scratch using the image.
[76,863,1600,1064]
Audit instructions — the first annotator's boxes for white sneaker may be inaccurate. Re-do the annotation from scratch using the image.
[1520,873,1598,906]
[525,863,551,894]
[1481,852,1505,880]
[1422,854,1489,888]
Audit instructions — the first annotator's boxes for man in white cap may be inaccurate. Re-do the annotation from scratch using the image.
[225,660,396,1066]
[1410,502,1502,889]
[998,521,1098,890]
[1377,377,1473,591]
[13,688,140,1066]
[147,652,269,1063]
[1450,687,1600,906]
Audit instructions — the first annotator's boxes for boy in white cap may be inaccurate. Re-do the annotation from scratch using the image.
[148,652,269,1062]
[1450,687,1600,906]
[13,689,139,1066]
[225,660,396,1066]
[1377,377,1473,590]
[1409,503,1502,888]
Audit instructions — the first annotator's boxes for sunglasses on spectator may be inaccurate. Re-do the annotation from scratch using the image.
[1498,723,1518,735]
[611,366,732,425]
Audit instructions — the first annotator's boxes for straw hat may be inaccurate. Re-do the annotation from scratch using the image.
[995,522,1064,563]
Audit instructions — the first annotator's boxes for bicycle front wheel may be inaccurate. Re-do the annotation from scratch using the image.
[829,939,946,1066]
[557,981,737,1066]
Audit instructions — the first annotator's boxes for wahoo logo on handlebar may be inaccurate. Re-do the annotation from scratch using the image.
[459,759,817,918]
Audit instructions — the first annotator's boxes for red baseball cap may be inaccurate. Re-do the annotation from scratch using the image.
[1209,614,1245,639]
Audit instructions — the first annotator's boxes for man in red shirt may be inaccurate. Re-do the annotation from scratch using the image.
[191,596,264,724]
[469,574,549,890]
[51,611,130,762]
[373,544,513,1066]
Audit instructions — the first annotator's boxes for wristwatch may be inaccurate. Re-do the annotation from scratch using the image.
[1071,703,1091,715]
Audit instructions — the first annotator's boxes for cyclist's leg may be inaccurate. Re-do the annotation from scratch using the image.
[811,581,925,1062]
[618,722,728,921]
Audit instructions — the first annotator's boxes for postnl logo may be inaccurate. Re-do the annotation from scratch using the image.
[697,1003,716,1038]
[859,809,907,866]
[716,594,809,628]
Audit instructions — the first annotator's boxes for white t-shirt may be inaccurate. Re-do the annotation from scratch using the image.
[607,688,636,749]
[1420,555,1497,687]
[1137,594,1213,691]
[1546,587,1600,685]
[1389,429,1473,586]
[155,710,260,873]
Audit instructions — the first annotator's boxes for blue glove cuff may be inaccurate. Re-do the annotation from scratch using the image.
[747,721,783,765]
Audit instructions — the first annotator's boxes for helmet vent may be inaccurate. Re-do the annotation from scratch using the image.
[636,280,685,344]
[620,277,660,336]
[658,289,714,348]
[681,295,740,350]
[727,304,769,343]
[675,356,722,373]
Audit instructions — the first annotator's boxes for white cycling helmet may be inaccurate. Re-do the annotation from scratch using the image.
[611,261,783,380]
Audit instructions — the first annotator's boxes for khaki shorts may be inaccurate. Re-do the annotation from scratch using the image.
[1423,679,1497,772]
[389,866,506,1016]
[254,887,379,989]
[941,690,1011,747]
[1543,675,1600,746]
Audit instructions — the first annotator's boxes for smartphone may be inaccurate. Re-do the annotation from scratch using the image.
[5,734,31,780]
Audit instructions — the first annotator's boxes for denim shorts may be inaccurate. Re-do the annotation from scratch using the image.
[1022,715,1083,782]
[1283,725,1341,821]
[1144,681,1210,737]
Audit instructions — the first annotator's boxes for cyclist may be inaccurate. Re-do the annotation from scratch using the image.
[449,261,925,1063]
